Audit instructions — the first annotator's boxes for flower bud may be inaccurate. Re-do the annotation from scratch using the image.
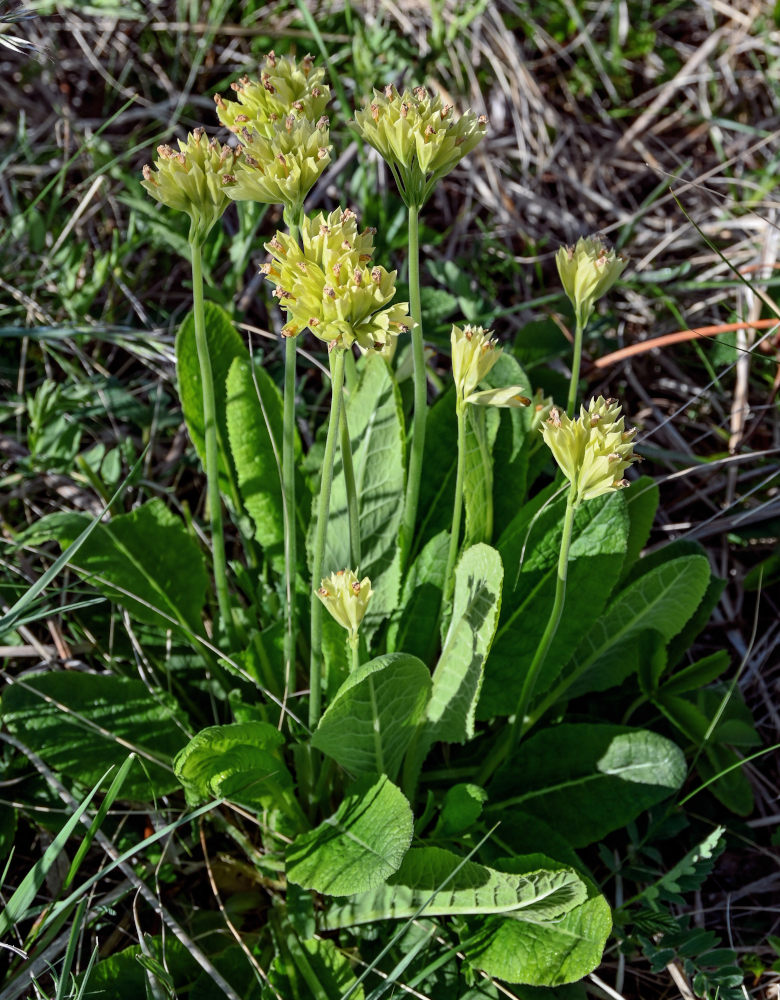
[542,395,637,504]
[451,325,529,411]
[141,129,238,243]
[316,569,373,643]
[555,235,627,326]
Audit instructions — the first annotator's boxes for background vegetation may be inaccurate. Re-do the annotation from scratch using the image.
[1,1,778,997]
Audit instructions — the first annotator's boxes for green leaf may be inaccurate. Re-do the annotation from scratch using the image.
[415,387,457,553]
[488,724,687,847]
[428,544,503,743]
[2,672,187,798]
[46,498,208,636]
[660,651,730,697]
[561,553,711,700]
[464,870,611,986]
[666,574,725,669]
[320,354,406,638]
[286,775,412,896]
[486,353,534,535]
[480,491,628,719]
[312,653,431,781]
[700,745,754,816]
[620,476,659,580]
[177,301,248,496]
[463,405,499,546]
[226,356,293,572]
[386,531,448,663]
[433,783,488,838]
[173,722,301,819]
[266,936,364,1000]
[321,846,586,928]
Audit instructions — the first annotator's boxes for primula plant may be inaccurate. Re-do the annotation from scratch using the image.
[3,47,761,1000]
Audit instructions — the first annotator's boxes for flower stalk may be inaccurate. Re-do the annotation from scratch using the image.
[190,238,235,640]
[308,347,346,727]
[400,203,425,561]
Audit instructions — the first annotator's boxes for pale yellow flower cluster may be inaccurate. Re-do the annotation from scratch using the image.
[354,85,487,206]
[214,51,330,136]
[450,324,530,412]
[542,396,637,504]
[262,208,412,351]
[555,235,627,326]
[226,115,331,211]
[317,569,373,643]
[141,128,238,243]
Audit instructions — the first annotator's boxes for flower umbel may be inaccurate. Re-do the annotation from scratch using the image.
[317,569,373,644]
[214,50,330,136]
[542,396,637,504]
[555,235,627,326]
[354,85,487,207]
[262,208,412,352]
[141,128,238,243]
[226,115,331,213]
[451,324,530,411]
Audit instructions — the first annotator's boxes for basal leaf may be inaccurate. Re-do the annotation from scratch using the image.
[427,544,503,743]
[321,846,585,928]
[386,531,448,663]
[177,301,247,497]
[173,722,301,820]
[464,869,611,986]
[487,353,534,535]
[620,476,659,580]
[266,936,364,1000]
[2,672,188,798]
[561,554,711,700]
[312,653,431,781]
[226,355,300,572]
[414,387,458,553]
[286,775,412,896]
[488,724,687,847]
[319,353,405,638]
[463,405,499,546]
[47,499,208,635]
[480,491,628,719]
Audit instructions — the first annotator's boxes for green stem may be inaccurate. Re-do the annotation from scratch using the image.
[349,633,360,674]
[308,347,346,728]
[443,400,467,605]
[282,206,303,704]
[400,202,425,565]
[190,238,234,642]
[566,315,586,418]
[339,402,361,569]
[283,334,297,696]
[478,486,578,785]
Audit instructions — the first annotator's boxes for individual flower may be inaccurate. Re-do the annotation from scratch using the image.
[262,207,412,352]
[214,50,330,136]
[354,85,487,207]
[451,324,530,411]
[226,114,331,213]
[528,387,555,432]
[141,128,238,243]
[542,395,637,504]
[317,569,373,644]
[555,235,627,327]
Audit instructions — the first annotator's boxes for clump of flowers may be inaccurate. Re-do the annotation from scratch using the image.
[542,396,637,504]
[451,324,530,411]
[262,207,412,352]
[317,570,373,647]
[226,115,331,213]
[555,235,627,327]
[214,50,330,135]
[141,128,238,243]
[354,85,487,207]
